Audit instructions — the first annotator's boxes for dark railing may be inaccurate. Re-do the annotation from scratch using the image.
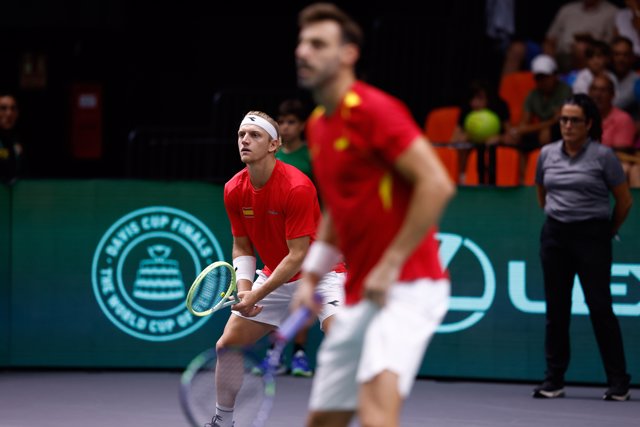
[126,88,309,182]
[126,126,243,183]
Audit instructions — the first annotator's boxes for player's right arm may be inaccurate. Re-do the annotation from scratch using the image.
[295,210,341,314]
[231,235,262,317]
[232,236,255,293]
[364,135,455,306]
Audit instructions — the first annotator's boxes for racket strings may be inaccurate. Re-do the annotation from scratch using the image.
[183,349,270,427]
[192,267,232,312]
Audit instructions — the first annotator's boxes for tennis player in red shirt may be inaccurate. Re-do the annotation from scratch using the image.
[211,110,346,427]
[292,4,456,427]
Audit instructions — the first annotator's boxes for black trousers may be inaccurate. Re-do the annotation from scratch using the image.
[539,217,630,386]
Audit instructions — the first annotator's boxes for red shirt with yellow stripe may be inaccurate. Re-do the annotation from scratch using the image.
[306,81,446,305]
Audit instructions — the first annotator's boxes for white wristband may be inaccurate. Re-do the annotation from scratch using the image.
[233,256,256,283]
[302,241,342,277]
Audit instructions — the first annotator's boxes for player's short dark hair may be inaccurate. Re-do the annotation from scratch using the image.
[298,2,364,49]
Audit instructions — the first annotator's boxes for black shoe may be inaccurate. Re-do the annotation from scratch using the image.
[532,380,565,398]
[603,385,630,401]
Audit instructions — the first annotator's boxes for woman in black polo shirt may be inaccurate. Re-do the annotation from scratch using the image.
[533,93,633,401]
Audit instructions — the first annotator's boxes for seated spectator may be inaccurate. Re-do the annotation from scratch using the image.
[610,35,640,116]
[572,39,618,95]
[507,54,572,184]
[450,79,511,185]
[0,91,25,184]
[275,98,313,181]
[613,0,640,62]
[561,34,596,87]
[589,74,640,187]
[544,0,619,74]
[501,38,543,78]
[501,1,618,86]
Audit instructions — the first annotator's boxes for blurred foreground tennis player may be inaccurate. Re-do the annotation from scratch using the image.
[293,3,456,427]
[211,110,346,427]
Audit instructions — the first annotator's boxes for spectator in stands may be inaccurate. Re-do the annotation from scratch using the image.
[276,98,313,182]
[590,74,636,148]
[544,0,619,74]
[610,35,640,116]
[0,91,25,184]
[450,79,511,185]
[501,1,618,96]
[591,74,640,188]
[613,0,640,62]
[508,54,572,184]
[572,39,618,95]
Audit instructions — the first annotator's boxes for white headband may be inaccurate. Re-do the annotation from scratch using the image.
[240,115,278,140]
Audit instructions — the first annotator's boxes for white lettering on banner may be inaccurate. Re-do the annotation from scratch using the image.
[508,261,640,316]
[170,217,214,257]
[149,319,176,334]
[141,214,170,230]
[92,206,224,342]
[437,233,640,334]
[176,310,194,328]
[100,268,115,294]
[107,294,148,331]
[106,221,141,257]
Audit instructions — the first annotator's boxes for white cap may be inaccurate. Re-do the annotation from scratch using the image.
[531,54,557,75]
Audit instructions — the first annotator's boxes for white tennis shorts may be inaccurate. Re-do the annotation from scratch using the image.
[233,270,345,328]
[308,278,450,411]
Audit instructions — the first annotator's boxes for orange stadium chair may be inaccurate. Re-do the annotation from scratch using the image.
[494,146,520,186]
[523,147,541,186]
[424,106,462,184]
[499,71,535,126]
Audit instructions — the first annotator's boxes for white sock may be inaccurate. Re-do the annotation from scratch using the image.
[214,404,234,427]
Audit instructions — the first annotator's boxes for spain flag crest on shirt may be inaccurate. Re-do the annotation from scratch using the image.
[242,207,254,218]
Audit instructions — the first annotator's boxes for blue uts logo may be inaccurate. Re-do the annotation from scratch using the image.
[92,206,223,341]
[436,232,496,333]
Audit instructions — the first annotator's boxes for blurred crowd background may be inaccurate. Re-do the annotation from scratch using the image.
[0,1,621,181]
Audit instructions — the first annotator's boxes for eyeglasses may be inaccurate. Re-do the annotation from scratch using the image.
[559,116,586,125]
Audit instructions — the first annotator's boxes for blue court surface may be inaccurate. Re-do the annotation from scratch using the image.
[1,370,637,426]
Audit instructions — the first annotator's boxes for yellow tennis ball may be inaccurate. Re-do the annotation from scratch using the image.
[463,109,501,143]
[220,292,225,297]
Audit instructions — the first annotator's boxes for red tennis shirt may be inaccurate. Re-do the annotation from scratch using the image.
[306,81,447,304]
[224,160,345,281]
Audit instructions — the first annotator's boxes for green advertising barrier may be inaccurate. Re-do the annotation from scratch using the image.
[428,187,640,384]
[0,184,10,365]
[10,180,234,368]
[6,181,640,385]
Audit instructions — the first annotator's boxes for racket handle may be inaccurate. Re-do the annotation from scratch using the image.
[275,293,321,342]
[276,306,311,342]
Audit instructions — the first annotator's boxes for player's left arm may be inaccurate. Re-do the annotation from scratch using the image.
[252,235,311,303]
[233,236,310,315]
[231,235,256,293]
[364,135,456,303]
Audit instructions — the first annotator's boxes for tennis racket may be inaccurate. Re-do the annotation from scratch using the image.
[186,260,238,317]
[179,304,314,427]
